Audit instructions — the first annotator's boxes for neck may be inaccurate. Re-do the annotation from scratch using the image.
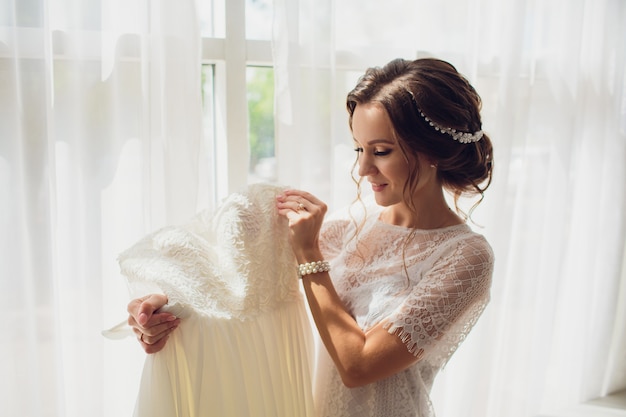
[381,189,463,230]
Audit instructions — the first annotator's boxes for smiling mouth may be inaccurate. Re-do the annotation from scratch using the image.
[370,183,387,191]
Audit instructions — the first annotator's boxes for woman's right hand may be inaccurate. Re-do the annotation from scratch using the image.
[127,294,180,354]
[276,189,328,262]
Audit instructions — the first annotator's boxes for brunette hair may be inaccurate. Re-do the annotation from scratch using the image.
[347,58,493,217]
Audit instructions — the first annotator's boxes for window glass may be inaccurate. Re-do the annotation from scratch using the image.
[200,65,218,207]
[198,0,225,38]
[246,0,273,41]
[201,65,216,138]
[2,0,42,27]
[246,66,275,183]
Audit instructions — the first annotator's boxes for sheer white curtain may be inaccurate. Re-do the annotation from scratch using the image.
[2,0,626,416]
[0,0,206,415]
[272,1,626,417]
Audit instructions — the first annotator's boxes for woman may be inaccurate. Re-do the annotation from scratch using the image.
[128,58,494,417]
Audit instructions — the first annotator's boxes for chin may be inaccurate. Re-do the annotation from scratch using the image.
[373,195,399,208]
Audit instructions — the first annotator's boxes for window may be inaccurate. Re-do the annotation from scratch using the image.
[199,0,275,203]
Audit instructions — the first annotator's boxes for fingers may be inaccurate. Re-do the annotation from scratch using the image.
[142,334,171,354]
[130,312,179,354]
[280,189,326,206]
[127,293,179,354]
[128,311,179,334]
[276,189,327,217]
[128,293,168,326]
[133,316,178,342]
[276,190,328,260]
[135,329,175,354]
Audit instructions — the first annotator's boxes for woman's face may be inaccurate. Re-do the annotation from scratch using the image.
[352,102,435,208]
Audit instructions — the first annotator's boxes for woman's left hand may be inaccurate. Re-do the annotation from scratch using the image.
[276,189,327,261]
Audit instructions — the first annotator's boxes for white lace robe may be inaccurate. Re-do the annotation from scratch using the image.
[313,204,494,417]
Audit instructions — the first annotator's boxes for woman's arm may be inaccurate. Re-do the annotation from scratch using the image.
[301,268,421,387]
[277,189,493,387]
[277,190,420,387]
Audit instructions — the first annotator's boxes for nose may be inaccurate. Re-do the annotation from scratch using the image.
[357,153,377,177]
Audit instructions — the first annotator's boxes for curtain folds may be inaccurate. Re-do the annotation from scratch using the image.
[1,1,204,416]
[1,0,625,416]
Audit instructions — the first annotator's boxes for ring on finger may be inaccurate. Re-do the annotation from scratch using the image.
[297,202,306,211]
[139,333,145,343]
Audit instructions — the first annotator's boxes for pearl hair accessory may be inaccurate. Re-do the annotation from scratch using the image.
[418,110,484,144]
[406,89,483,144]
[298,260,331,279]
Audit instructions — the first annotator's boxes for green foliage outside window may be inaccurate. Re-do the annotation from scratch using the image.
[247,67,275,170]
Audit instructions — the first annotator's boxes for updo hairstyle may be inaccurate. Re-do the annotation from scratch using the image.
[346,58,493,215]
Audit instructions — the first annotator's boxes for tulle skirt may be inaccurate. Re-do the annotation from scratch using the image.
[134,300,315,417]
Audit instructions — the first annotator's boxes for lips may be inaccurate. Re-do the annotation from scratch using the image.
[370,182,387,192]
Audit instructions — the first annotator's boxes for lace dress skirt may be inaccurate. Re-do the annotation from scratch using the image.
[134,301,314,417]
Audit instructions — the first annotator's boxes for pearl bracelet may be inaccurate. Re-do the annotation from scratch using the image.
[298,260,331,279]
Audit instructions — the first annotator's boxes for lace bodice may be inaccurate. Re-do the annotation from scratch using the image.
[314,203,494,417]
[117,183,300,321]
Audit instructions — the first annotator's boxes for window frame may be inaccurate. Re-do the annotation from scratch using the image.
[201,0,274,202]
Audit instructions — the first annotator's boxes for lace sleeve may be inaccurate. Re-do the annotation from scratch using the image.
[383,234,494,368]
[319,218,350,260]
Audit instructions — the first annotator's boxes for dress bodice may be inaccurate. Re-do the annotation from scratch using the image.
[118,183,300,320]
[314,202,494,417]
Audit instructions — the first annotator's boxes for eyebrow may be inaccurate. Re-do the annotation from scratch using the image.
[353,138,396,146]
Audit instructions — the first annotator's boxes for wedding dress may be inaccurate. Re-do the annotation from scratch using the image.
[105,183,315,417]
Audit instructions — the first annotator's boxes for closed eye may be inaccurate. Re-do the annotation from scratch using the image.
[353,146,392,156]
